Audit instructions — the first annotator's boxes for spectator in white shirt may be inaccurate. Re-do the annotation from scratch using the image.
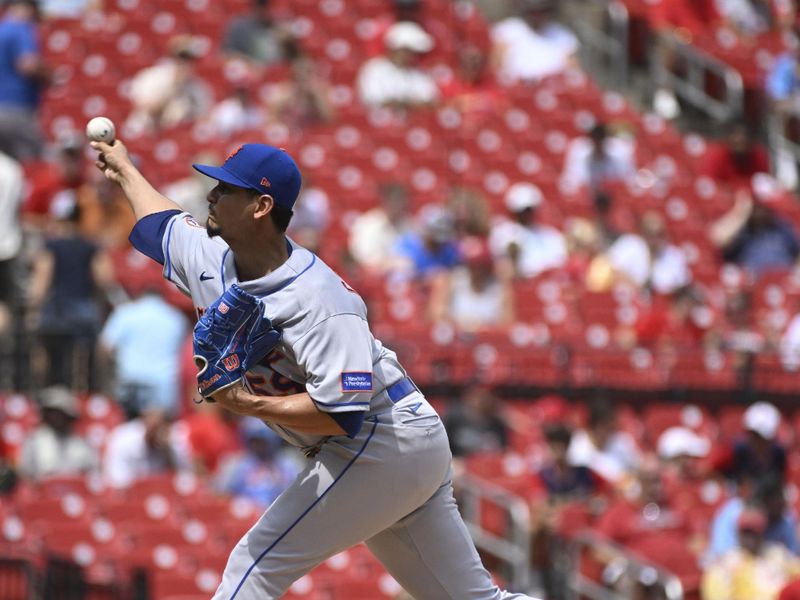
[607,211,691,294]
[560,123,637,193]
[348,183,413,273]
[103,409,190,489]
[780,312,800,371]
[491,0,579,84]
[206,83,264,139]
[357,21,439,109]
[489,182,567,279]
[0,152,22,384]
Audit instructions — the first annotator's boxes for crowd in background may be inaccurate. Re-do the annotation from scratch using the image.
[4,0,800,597]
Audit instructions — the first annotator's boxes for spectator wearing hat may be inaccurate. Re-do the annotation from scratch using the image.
[28,197,115,390]
[215,417,301,508]
[125,35,213,135]
[391,204,460,278]
[605,211,691,294]
[560,123,637,193]
[488,182,567,279]
[703,506,800,600]
[19,386,96,480]
[491,0,579,84]
[658,426,711,479]
[0,0,48,162]
[427,236,514,332]
[711,191,800,277]
[221,0,296,69]
[718,401,787,485]
[357,21,440,110]
[98,285,188,417]
[103,409,191,489]
[349,183,414,273]
[708,476,798,563]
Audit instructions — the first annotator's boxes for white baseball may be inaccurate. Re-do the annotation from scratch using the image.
[85,116,116,143]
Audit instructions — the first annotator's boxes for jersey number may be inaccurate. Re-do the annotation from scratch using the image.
[246,350,305,396]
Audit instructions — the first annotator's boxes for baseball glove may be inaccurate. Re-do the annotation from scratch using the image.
[193,284,282,399]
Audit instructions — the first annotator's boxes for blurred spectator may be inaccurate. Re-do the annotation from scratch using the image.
[265,56,334,130]
[719,401,786,484]
[702,507,800,600]
[348,183,413,273]
[716,0,776,37]
[221,0,296,69]
[427,236,514,332]
[103,409,190,489]
[0,151,23,386]
[721,290,766,359]
[363,0,450,58]
[563,218,602,283]
[287,185,330,254]
[98,286,188,416]
[657,425,711,488]
[443,385,509,458]
[183,401,241,475]
[447,186,492,238]
[594,459,700,588]
[767,45,800,112]
[0,0,47,162]
[357,21,439,110]
[538,424,602,501]
[23,133,86,228]
[28,198,114,389]
[491,0,578,84]
[206,82,264,140]
[711,193,800,276]
[629,286,715,349]
[215,417,301,508]
[708,476,798,562]
[560,123,636,193]
[702,122,771,189]
[606,211,691,294]
[391,204,460,278]
[18,386,96,480]
[125,35,212,135]
[440,44,504,122]
[567,398,640,485]
[488,182,567,279]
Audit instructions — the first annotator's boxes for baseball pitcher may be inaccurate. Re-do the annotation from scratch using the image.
[92,138,538,600]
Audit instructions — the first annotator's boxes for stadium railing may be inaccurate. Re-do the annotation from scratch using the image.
[569,0,630,89]
[457,472,533,594]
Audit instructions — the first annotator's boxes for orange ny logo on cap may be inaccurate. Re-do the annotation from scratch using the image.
[260,177,271,188]
[226,145,244,161]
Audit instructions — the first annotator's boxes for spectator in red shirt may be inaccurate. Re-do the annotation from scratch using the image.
[702,122,771,190]
[781,578,800,600]
[649,0,720,41]
[23,134,85,227]
[183,401,242,475]
[594,459,702,592]
[440,44,505,123]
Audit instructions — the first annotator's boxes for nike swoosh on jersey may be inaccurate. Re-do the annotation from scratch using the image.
[199,271,214,281]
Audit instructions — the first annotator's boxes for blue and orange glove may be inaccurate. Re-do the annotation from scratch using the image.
[192,284,282,400]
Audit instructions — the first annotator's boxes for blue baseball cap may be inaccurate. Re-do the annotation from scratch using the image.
[192,144,302,210]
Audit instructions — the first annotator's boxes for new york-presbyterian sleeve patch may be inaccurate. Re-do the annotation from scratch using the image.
[341,372,373,392]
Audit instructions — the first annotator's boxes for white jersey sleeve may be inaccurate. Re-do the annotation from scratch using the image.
[160,212,228,296]
[293,313,375,413]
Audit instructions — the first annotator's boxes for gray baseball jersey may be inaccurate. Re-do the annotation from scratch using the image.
[157,211,537,600]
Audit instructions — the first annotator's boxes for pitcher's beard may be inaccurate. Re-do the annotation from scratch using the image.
[206,220,222,238]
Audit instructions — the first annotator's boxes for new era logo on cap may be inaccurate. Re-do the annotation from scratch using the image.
[192,144,302,210]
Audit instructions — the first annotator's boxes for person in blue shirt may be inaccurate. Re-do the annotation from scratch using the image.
[767,47,800,110]
[215,417,301,509]
[391,204,461,278]
[0,0,48,161]
[99,284,188,417]
[707,475,799,562]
